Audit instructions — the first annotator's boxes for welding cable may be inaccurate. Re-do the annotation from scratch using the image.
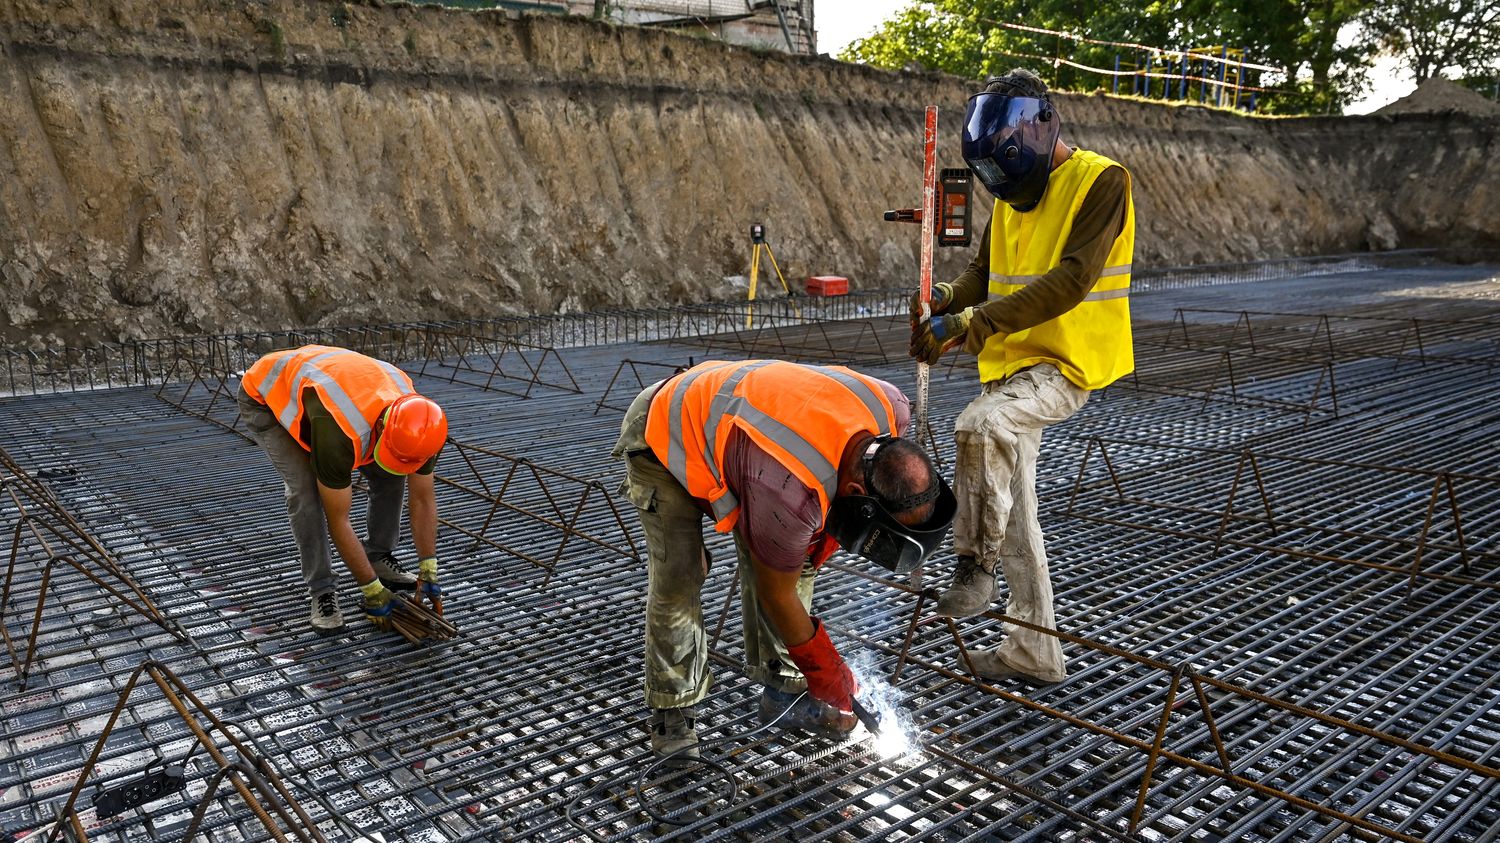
[636,691,815,826]
[562,691,814,834]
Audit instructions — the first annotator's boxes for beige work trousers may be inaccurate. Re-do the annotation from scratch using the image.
[953,364,1089,682]
[613,384,815,709]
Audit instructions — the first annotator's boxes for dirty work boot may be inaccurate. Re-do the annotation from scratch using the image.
[935,556,997,618]
[758,687,855,737]
[650,707,700,759]
[964,649,1063,686]
[309,591,344,634]
[370,553,418,591]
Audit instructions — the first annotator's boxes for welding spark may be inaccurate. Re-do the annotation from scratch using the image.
[872,721,911,760]
[847,655,922,762]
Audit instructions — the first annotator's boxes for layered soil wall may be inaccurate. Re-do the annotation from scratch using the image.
[0,0,1495,344]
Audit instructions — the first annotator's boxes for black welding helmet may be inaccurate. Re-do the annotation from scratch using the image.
[827,436,957,575]
[962,92,1060,212]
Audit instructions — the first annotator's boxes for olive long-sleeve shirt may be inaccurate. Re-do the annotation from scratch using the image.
[947,163,1129,354]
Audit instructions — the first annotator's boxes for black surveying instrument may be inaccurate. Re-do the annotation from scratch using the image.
[745,222,799,327]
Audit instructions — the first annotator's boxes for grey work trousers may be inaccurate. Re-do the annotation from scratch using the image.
[237,386,407,596]
[953,364,1089,682]
[613,383,815,710]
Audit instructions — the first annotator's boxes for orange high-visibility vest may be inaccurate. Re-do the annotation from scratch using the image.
[981,148,1135,389]
[243,345,414,466]
[644,360,897,533]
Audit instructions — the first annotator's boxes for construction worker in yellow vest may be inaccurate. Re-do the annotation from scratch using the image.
[908,69,1135,685]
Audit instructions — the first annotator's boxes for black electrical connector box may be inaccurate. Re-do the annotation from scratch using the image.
[938,168,973,248]
[92,765,186,819]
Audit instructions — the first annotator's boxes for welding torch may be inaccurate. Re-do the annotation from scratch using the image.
[850,697,883,737]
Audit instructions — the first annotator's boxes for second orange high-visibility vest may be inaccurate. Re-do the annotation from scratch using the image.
[644,360,896,532]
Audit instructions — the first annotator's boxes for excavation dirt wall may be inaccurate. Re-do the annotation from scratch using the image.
[0,0,1496,345]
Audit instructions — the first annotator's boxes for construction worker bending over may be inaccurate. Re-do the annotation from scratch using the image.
[908,69,1135,685]
[236,345,448,634]
[613,360,954,758]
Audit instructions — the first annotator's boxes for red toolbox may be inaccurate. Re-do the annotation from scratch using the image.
[805,275,849,297]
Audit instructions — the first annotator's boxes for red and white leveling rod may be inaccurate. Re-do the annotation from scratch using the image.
[915,106,939,444]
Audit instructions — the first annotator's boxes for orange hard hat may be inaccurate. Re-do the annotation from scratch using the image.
[373,394,448,474]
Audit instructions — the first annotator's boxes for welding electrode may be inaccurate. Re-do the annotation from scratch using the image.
[851,697,882,737]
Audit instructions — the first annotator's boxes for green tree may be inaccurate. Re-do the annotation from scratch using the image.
[839,0,1374,114]
[1362,0,1500,81]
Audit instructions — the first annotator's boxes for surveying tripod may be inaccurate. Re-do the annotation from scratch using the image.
[745,223,799,327]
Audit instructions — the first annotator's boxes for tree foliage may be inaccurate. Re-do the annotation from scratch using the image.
[838,1,1377,113]
[1362,0,1500,81]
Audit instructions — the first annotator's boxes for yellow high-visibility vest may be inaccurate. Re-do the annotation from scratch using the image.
[978,148,1135,389]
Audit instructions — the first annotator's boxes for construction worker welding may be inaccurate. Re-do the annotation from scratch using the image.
[236,345,448,635]
[613,360,954,757]
[909,69,1135,684]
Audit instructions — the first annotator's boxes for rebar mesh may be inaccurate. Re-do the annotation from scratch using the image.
[0,260,1497,841]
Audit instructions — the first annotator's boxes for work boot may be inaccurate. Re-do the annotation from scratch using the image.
[649,707,700,759]
[370,553,418,591]
[309,591,344,634]
[935,556,997,618]
[758,687,856,737]
[964,649,1063,685]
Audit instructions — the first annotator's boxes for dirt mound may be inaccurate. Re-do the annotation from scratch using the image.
[1376,77,1500,116]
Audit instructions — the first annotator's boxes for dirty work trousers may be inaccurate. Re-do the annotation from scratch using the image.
[953,364,1089,682]
[237,385,407,596]
[613,383,815,709]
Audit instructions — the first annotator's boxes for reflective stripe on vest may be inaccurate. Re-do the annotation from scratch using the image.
[647,360,896,532]
[980,149,1136,390]
[989,263,1133,301]
[244,345,414,463]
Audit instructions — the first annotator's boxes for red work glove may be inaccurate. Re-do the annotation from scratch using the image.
[786,617,857,713]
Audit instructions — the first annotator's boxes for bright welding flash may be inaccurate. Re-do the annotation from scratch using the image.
[872,722,911,760]
[853,697,916,760]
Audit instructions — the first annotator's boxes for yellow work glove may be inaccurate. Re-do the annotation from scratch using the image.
[908,282,955,325]
[909,307,972,365]
[417,557,442,614]
[360,579,395,631]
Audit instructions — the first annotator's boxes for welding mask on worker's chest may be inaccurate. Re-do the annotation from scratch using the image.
[827,437,957,575]
[962,92,1061,212]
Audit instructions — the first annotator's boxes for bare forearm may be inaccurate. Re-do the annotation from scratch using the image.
[753,563,814,646]
[408,474,439,559]
[410,496,437,559]
[327,518,376,584]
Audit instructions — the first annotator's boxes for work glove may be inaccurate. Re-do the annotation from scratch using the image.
[360,579,395,632]
[909,307,972,365]
[417,556,443,614]
[786,617,857,715]
[908,282,955,324]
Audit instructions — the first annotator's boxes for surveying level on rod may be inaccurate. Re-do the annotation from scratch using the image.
[882,167,974,248]
[745,222,799,328]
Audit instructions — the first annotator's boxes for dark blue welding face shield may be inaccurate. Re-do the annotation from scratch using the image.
[962,93,1061,212]
[827,437,957,575]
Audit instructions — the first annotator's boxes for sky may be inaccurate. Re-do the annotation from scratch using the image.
[812,0,1416,114]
